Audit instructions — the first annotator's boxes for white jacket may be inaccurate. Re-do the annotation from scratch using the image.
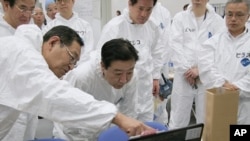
[0,18,40,141]
[0,25,117,140]
[150,2,171,32]
[43,12,94,63]
[96,8,165,121]
[170,3,225,73]
[97,9,164,80]
[199,28,250,94]
[198,27,250,124]
[0,15,15,37]
[54,51,138,140]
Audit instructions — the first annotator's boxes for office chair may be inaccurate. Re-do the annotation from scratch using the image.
[97,121,168,141]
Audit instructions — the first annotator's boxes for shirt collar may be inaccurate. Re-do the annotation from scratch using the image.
[228,27,248,39]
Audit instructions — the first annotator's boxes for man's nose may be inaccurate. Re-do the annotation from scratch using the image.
[119,73,128,83]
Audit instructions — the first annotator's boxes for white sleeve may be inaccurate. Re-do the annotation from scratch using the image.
[151,27,166,79]
[198,38,226,88]
[169,15,190,72]
[233,71,250,92]
[0,47,117,137]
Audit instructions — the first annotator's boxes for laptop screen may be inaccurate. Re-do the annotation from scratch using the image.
[129,123,204,141]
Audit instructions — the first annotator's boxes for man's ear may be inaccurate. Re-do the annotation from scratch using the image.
[100,61,104,68]
[46,36,61,51]
[2,0,9,11]
[128,0,132,7]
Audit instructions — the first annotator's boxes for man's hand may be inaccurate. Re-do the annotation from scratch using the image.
[184,67,199,87]
[152,79,160,96]
[223,81,239,91]
[112,112,156,136]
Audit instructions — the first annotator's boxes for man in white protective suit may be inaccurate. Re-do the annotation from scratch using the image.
[53,38,140,140]
[198,0,250,124]
[0,0,36,36]
[0,24,155,140]
[42,0,94,64]
[0,0,40,140]
[96,0,166,122]
[168,0,225,129]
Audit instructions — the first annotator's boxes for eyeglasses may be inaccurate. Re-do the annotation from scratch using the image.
[64,46,78,66]
[15,5,35,15]
[56,0,70,4]
[225,12,248,20]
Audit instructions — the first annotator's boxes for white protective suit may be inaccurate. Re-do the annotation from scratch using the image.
[169,3,225,129]
[0,16,39,141]
[151,2,171,33]
[150,2,172,78]
[42,12,94,63]
[96,8,165,122]
[198,28,250,124]
[53,51,138,140]
[0,15,15,36]
[0,24,117,140]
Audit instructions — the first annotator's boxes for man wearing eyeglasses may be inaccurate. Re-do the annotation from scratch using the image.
[198,0,250,124]
[0,24,155,140]
[42,0,94,65]
[0,0,36,36]
[0,0,38,140]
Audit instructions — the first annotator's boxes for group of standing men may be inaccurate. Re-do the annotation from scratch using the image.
[0,0,250,141]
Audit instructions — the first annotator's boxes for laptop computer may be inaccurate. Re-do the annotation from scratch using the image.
[129,123,204,141]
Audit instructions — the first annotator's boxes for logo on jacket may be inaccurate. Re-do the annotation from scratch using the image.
[208,32,212,38]
[130,40,141,46]
[236,52,250,58]
[160,22,165,30]
[184,28,195,32]
[76,30,86,36]
[241,58,250,67]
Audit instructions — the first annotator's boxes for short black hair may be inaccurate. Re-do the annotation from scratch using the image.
[101,38,139,69]
[43,25,84,47]
[183,3,189,10]
[129,0,157,6]
[116,10,121,15]
[4,0,37,7]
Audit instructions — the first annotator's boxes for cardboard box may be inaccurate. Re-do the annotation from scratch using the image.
[202,87,239,141]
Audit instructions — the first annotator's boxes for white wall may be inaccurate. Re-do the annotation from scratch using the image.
[111,0,228,18]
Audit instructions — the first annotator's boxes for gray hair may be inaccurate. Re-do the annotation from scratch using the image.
[226,0,250,12]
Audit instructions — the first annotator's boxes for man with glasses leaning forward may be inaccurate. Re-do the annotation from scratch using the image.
[0,24,155,140]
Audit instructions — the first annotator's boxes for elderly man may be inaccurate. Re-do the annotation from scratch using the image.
[0,24,155,140]
[198,0,250,124]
